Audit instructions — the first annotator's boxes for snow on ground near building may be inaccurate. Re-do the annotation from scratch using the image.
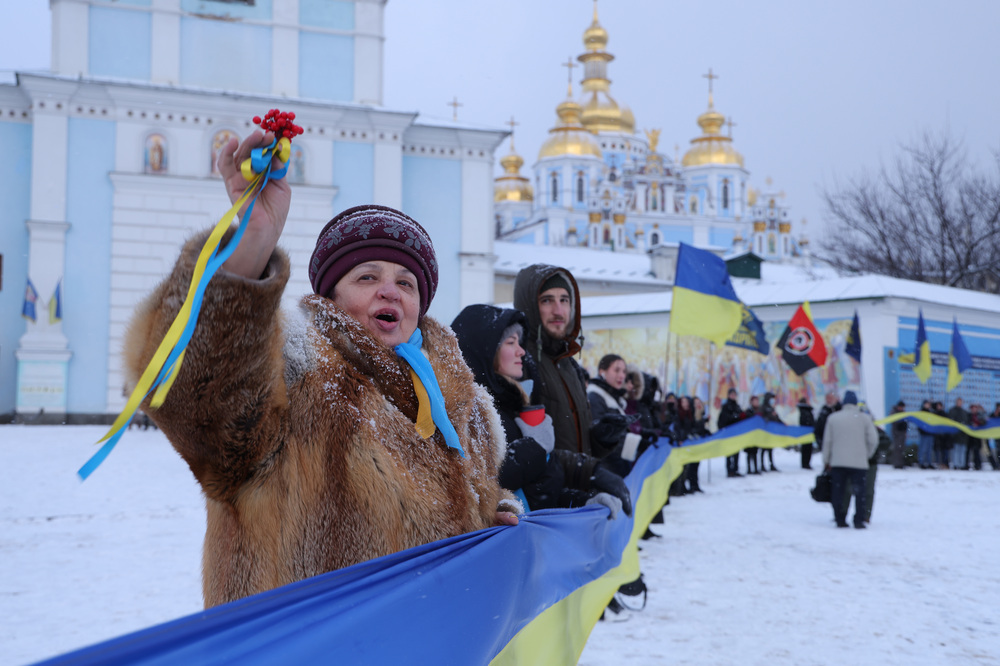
[2,426,999,666]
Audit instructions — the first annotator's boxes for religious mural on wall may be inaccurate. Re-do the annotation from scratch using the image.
[210,129,239,176]
[580,316,861,428]
[144,133,167,174]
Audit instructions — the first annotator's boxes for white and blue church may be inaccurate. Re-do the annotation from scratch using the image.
[492,5,806,300]
[0,0,504,421]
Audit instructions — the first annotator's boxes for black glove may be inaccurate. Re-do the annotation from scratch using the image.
[497,437,547,491]
[591,463,632,517]
[590,413,631,451]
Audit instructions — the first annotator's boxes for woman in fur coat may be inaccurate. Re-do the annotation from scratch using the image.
[125,130,519,608]
[451,305,631,518]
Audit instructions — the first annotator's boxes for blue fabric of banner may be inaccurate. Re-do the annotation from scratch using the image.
[44,423,814,666]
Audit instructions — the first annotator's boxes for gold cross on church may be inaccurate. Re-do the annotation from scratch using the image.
[505,115,519,150]
[562,56,577,95]
[702,67,719,94]
[727,117,737,138]
[447,96,463,121]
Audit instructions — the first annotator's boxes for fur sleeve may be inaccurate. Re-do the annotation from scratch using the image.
[123,228,292,500]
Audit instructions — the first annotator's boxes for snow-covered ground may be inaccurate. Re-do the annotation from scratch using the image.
[2,426,998,666]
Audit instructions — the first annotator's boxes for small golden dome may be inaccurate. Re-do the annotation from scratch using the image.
[583,2,608,52]
[682,95,744,167]
[733,232,744,243]
[494,145,534,202]
[539,95,603,160]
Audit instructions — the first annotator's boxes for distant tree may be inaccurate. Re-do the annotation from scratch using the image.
[820,134,1000,292]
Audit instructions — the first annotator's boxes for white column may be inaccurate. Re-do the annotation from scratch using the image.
[354,0,385,105]
[151,0,181,85]
[459,156,494,307]
[16,221,73,416]
[50,0,89,77]
[271,0,299,97]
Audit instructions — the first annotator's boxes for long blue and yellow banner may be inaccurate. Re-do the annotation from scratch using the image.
[875,411,1000,439]
[42,418,813,666]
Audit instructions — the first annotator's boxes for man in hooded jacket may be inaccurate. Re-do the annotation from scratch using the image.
[513,264,628,459]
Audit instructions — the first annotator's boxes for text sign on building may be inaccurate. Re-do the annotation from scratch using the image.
[16,360,68,412]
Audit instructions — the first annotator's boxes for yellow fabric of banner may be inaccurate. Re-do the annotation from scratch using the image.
[490,425,812,665]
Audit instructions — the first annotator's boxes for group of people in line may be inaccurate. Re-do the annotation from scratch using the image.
[910,398,1000,471]
[126,130,996,630]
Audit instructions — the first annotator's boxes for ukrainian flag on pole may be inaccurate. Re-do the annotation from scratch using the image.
[669,243,743,347]
[49,278,63,324]
[946,319,973,392]
[913,309,932,384]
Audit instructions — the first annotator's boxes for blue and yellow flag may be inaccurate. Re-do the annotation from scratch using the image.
[845,310,861,363]
[670,243,743,347]
[726,303,769,355]
[22,279,38,322]
[49,279,63,324]
[946,319,973,392]
[913,309,932,384]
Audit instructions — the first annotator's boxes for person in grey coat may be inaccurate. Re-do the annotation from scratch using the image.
[821,391,879,529]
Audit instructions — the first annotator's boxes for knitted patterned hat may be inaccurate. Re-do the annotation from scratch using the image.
[309,205,439,316]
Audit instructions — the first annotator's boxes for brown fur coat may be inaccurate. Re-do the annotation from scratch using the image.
[124,231,517,607]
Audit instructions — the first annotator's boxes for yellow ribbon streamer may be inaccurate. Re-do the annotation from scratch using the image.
[408,368,437,440]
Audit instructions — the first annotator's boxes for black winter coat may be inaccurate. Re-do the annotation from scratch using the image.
[451,304,600,511]
[718,398,745,430]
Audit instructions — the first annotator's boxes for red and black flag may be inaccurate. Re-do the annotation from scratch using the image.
[778,302,828,375]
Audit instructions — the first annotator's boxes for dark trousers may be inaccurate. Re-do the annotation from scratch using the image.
[800,443,814,469]
[745,447,759,473]
[830,467,867,526]
[726,454,740,475]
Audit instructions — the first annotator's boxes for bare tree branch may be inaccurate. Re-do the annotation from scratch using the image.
[818,133,1000,292]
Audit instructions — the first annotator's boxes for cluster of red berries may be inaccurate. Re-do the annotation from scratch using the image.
[252,109,304,140]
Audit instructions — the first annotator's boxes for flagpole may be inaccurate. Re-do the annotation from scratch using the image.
[707,339,714,485]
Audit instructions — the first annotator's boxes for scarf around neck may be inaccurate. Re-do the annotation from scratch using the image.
[394,328,465,458]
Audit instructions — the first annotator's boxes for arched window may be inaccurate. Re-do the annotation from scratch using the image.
[722,179,730,209]
[576,173,585,203]
[550,173,558,203]
[650,231,660,246]
[690,196,698,214]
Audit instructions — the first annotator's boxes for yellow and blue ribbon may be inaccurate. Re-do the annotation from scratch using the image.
[394,328,465,458]
[79,138,291,480]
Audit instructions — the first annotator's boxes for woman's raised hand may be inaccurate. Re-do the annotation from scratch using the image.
[219,130,293,279]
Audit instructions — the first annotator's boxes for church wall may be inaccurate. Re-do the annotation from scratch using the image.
[401,155,462,322]
[179,19,272,95]
[331,140,375,213]
[658,227,693,245]
[65,118,116,413]
[710,228,735,248]
[298,32,355,102]
[299,0,355,29]
[89,7,152,81]
[0,122,33,414]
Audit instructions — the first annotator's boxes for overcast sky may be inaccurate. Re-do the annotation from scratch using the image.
[6,1,999,244]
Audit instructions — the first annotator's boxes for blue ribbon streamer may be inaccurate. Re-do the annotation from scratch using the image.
[78,139,287,480]
[394,328,465,458]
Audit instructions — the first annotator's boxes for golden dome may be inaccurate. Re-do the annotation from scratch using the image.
[576,1,635,135]
[583,15,608,52]
[682,94,744,167]
[495,145,534,202]
[538,94,603,160]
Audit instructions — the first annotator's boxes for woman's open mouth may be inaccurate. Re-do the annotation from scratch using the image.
[373,310,400,331]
